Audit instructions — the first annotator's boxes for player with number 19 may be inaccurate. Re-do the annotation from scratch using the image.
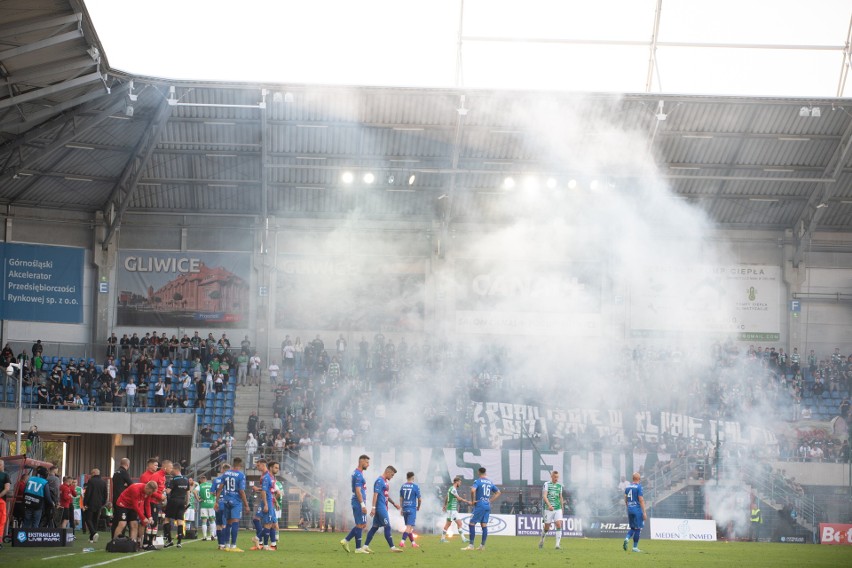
[215,458,249,552]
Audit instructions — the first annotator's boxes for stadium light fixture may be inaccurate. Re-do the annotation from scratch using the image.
[341,171,354,184]
[546,177,557,189]
[567,179,578,190]
[363,172,375,184]
[522,176,539,192]
[407,173,416,185]
[503,176,516,190]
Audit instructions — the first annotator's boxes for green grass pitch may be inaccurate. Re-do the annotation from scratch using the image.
[2,530,848,567]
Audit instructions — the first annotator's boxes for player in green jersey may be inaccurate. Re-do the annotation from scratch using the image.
[196,475,216,541]
[440,476,470,543]
[539,471,565,550]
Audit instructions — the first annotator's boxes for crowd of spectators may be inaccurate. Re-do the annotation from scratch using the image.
[0,330,258,413]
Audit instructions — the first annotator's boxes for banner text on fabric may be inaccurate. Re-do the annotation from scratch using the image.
[1,243,84,323]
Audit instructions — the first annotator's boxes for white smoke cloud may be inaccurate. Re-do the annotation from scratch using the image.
[275,92,782,534]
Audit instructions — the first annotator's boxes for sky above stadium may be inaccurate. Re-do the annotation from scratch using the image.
[87,0,851,97]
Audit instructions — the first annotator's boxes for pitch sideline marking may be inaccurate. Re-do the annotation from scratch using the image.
[43,552,80,560]
[81,537,203,568]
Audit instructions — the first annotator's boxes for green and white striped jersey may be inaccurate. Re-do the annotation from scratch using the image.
[542,481,562,510]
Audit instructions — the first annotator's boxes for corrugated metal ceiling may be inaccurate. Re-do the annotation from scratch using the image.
[0,0,850,235]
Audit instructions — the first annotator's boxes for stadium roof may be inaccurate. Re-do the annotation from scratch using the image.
[0,0,850,257]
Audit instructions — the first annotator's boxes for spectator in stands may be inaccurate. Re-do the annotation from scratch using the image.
[249,351,261,386]
[137,378,148,409]
[165,391,179,412]
[268,360,280,386]
[195,377,206,410]
[179,370,191,396]
[154,378,166,411]
[245,433,258,469]
[125,378,137,411]
[223,417,235,437]
[200,424,214,444]
[272,413,283,440]
[247,410,258,437]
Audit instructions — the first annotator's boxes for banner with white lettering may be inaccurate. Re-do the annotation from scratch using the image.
[454,260,602,336]
[117,250,249,327]
[473,402,778,449]
[629,264,782,341]
[1,243,84,323]
[274,255,426,332]
[516,514,584,537]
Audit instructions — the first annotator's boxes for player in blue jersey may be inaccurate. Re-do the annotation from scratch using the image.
[215,457,249,552]
[363,465,402,553]
[211,463,229,548]
[398,471,422,549]
[259,461,280,550]
[340,454,371,553]
[463,467,501,551]
[250,459,268,550]
[623,472,647,553]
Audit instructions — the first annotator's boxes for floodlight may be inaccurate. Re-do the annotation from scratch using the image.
[363,172,375,184]
[811,107,821,118]
[799,107,810,117]
[407,173,416,185]
[341,171,354,184]
[546,177,557,189]
[503,176,516,190]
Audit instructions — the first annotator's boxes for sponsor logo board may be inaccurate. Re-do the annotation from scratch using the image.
[820,523,852,545]
[515,514,583,537]
[650,518,717,541]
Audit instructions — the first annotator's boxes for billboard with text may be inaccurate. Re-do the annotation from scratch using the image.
[117,250,249,327]
[1,242,84,323]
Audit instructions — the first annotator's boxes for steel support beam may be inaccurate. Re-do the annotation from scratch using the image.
[0,86,119,133]
[0,82,130,187]
[101,99,172,249]
[0,71,103,112]
[792,117,852,266]
[260,94,269,253]
[0,13,81,37]
[0,29,84,62]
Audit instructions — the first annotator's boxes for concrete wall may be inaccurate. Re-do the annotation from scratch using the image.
[0,407,194,436]
[770,461,852,487]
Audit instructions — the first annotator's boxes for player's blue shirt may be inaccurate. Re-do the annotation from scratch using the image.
[262,471,275,507]
[351,468,367,506]
[400,482,421,511]
[210,476,222,500]
[373,476,390,512]
[472,477,499,509]
[625,482,643,511]
[220,469,246,502]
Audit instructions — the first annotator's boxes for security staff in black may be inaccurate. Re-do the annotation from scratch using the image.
[111,458,132,538]
[163,464,191,548]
